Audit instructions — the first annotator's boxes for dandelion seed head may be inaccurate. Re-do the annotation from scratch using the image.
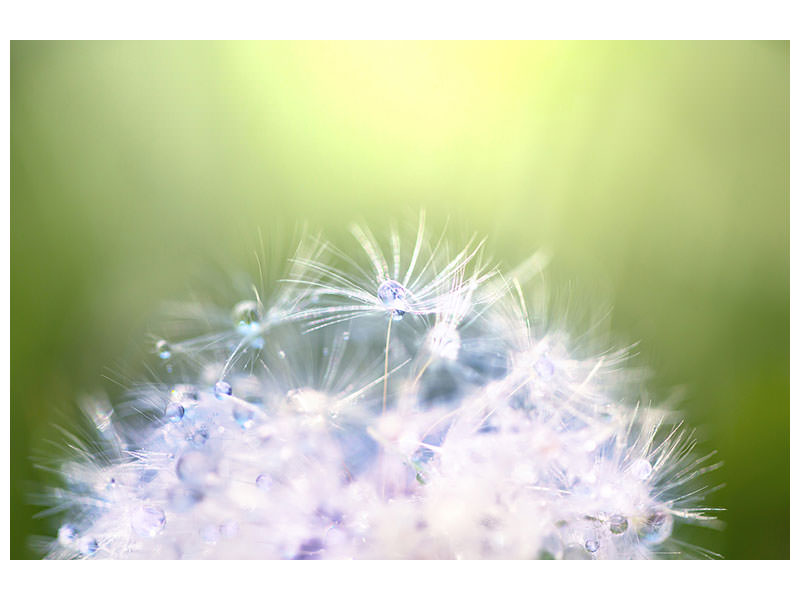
[40,216,722,560]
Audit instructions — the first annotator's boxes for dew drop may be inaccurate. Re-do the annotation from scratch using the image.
[608,514,629,534]
[58,524,77,546]
[585,538,600,553]
[630,458,653,480]
[214,380,233,399]
[165,403,185,423]
[377,279,409,317]
[342,331,350,341]
[132,505,166,537]
[78,537,98,556]
[233,406,254,429]
[156,340,172,360]
[233,300,261,333]
[256,473,273,490]
[636,510,673,545]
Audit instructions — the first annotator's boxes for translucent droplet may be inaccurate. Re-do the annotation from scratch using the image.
[342,331,350,341]
[256,473,273,490]
[132,505,166,537]
[233,300,261,333]
[278,350,286,359]
[233,406,254,429]
[630,458,653,480]
[534,355,555,380]
[156,340,172,360]
[58,524,77,546]
[78,537,98,556]
[608,514,629,534]
[636,510,673,545]
[165,403,185,423]
[585,538,600,553]
[214,380,232,399]
[377,279,409,317]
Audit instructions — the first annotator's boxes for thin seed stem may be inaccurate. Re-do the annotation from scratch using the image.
[382,316,393,413]
[412,355,435,388]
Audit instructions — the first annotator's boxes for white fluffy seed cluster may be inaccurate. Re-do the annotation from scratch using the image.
[45,216,722,559]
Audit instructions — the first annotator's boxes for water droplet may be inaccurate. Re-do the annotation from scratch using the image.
[132,505,166,537]
[233,300,261,333]
[233,406,254,429]
[608,514,629,534]
[58,524,77,545]
[156,340,172,360]
[214,381,232,399]
[636,510,673,545]
[78,537,98,556]
[377,279,409,317]
[585,538,600,553]
[256,473,273,490]
[165,403,185,423]
[534,355,555,380]
[342,331,350,341]
[630,458,653,480]
[278,350,286,359]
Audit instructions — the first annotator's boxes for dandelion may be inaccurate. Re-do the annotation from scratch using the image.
[38,217,722,559]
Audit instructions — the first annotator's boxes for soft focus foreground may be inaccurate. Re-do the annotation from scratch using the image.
[11,41,787,559]
[44,219,720,559]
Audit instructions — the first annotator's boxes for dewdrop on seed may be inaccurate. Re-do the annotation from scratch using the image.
[42,216,722,560]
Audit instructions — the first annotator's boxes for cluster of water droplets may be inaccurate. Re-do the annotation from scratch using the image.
[44,225,720,560]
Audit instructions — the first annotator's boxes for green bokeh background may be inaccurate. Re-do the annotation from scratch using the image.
[10,41,788,559]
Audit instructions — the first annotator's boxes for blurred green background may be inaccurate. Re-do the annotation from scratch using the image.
[10,41,788,559]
